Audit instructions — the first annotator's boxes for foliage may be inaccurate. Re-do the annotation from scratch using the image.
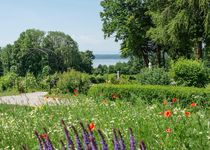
[0,29,95,76]
[93,58,142,75]
[138,68,170,85]
[0,97,209,149]
[90,75,106,84]
[0,72,17,91]
[79,50,95,73]
[88,84,210,105]
[57,70,91,94]
[38,73,59,91]
[170,59,209,87]
[100,0,153,66]
[147,0,210,59]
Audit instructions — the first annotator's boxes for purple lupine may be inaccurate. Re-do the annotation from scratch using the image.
[71,125,83,150]
[129,128,136,150]
[139,141,146,150]
[88,127,98,150]
[60,140,67,150]
[113,129,120,150]
[34,130,43,150]
[98,129,108,150]
[80,122,90,149]
[43,128,54,150]
[118,130,125,150]
[61,120,75,150]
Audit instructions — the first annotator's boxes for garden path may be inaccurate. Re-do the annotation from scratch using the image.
[0,92,57,106]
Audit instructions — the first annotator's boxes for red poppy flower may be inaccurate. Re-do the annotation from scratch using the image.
[40,134,48,139]
[191,102,197,107]
[172,98,177,103]
[111,93,119,99]
[164,110,172,118]
[73,89,78,96]
[165,128,172,133]
[185,112,190,117]
[89,123,95,131]
[163,100,168,105]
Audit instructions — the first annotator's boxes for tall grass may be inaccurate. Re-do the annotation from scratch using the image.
[0,96,209,149]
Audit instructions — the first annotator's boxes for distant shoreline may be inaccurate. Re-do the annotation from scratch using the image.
[93,54,129,67]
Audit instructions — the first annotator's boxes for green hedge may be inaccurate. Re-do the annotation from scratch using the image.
[88,84,210,104]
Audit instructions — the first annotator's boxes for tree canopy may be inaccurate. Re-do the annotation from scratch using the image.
[100,0,210,67]
[0,29,95,76]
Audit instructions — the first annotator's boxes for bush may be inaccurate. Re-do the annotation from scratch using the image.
[90,75,106,84]
[88,84,210,105]
[170,59,209,87]
[57,70,91,94]
[16,73,38,92]
[38,73,59,90]
[0,72,17,91]
[138,68,170,85]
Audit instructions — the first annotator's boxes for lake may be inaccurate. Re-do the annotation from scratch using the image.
[93,54,129,68]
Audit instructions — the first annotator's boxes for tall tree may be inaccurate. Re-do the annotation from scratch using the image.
[147,0,210,60]
[100,0,153,67]
[43,31,81,72]
[0,44,13,73]
[79,50,95,73]
[13,29,45,76]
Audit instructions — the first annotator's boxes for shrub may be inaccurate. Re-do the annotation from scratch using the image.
[24,73,38,90]
[39,73,59,90]
[90,75,106,84]
[138,68,170,85]
[57,70,91,94]
[15,73,38,92]
[0,72,17,91]
[170,58,209,87]
[88,84,210,105]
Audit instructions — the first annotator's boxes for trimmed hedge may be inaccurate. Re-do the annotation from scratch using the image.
[88,84,210,104]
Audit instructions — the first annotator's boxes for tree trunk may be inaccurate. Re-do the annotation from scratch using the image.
[156,45,161,67]
[196,41,203,59]
[162,50,166,68]
[141,50,149,67]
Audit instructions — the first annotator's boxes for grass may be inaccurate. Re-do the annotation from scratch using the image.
[0,96,209,149]
[0,89,19,97]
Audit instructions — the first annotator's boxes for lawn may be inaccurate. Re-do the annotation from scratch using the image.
[0,96,209,149]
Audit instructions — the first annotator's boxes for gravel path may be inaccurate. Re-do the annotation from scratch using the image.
[0,92,54,106]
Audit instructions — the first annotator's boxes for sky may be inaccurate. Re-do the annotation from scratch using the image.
[0,0,120,54]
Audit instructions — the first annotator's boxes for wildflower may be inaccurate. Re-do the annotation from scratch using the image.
[113,129,120,150]
[118,129,126,150]
[111,93,119,100]
[71,125,82,150]
[159,112,163,115]
[129,128,136,150]
[98,129,108,150]
[164,110,172,118]
[73,89,78,96]
[89,123,95,131]
[163,100,168,105]
[172,98,177,103]
[61,120,75,149]
[165,128,172,133]
[139,141,146,150]
[191,102,197,107]
[185,112,190,117]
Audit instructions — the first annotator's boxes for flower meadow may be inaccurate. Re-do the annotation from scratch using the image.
[0,96,210,149]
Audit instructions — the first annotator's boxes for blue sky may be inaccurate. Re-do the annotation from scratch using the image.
[0,0,120,54]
